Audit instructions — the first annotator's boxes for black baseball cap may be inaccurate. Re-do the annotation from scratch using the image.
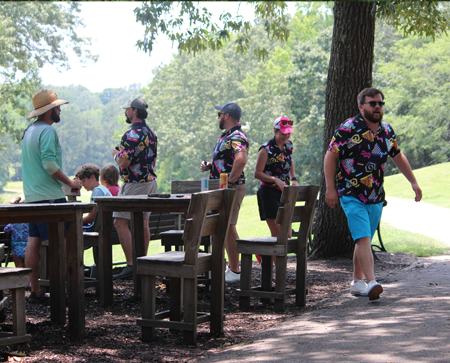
[215,101,241,120]
[120,97,148,110]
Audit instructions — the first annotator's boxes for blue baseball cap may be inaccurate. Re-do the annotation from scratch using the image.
[215,101,241,120]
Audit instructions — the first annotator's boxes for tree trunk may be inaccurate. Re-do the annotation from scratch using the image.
[311,1,375,259]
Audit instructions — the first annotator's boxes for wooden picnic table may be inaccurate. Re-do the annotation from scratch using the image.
[0,202,93,338]
[92,194,192,306]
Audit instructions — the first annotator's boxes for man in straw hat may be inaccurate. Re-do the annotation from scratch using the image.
[21,89,82,304]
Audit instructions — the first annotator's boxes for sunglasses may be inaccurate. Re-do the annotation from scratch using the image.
[279,119,293,126]
[363,101,385,108]
[218,112,227,117]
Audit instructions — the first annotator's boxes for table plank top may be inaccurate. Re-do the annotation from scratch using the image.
[0,202,93,212]
[92,194,191,202]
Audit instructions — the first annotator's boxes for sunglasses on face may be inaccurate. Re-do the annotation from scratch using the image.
[218,112,226,117]
[279,119,293,126]
[363,101,385,108]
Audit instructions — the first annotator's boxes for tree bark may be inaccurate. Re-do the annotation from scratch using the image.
[311,1,375,258]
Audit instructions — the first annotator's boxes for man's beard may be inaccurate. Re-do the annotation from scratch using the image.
[125,113,132,124]
[365,111,383,124]
[51,108,60,123]
[219,117,225,130]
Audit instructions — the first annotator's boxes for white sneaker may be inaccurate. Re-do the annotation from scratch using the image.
[364,280,383,301]
[350,280,368,296]
[225,266,240,283]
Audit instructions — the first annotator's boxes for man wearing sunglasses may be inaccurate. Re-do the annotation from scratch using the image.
[201,101,248,283]
[324,87,422,301]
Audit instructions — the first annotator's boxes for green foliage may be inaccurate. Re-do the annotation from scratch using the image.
[375,1,450,40]
[135,1,290,60]
[0,2,97,140]
[378,35,450,172]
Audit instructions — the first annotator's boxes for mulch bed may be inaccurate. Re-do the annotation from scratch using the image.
[0,252,416,362]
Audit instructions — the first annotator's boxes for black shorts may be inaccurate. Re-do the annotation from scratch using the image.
[257,185,283,221]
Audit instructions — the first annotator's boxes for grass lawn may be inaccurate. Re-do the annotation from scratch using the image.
[3,162,450,262]
[384,161,450,208]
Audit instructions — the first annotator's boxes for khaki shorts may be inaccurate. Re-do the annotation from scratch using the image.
[230,184,247,225]
[113,180,157,220]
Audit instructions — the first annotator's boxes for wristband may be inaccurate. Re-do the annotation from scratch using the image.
[291,177,298,182]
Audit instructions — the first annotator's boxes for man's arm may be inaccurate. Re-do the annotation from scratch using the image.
[324,150,339,209]
[51,169,82,190]
[229,151,248,183]
[392,151,422,202]
[112,148,131,169]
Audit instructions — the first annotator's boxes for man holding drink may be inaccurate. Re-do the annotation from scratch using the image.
[201,101,248,283]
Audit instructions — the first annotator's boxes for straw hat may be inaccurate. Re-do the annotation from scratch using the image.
[27,89,68,119]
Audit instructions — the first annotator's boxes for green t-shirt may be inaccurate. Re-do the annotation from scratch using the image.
[21,121,65,203]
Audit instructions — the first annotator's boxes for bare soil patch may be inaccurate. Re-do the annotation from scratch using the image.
[0,252,416,362]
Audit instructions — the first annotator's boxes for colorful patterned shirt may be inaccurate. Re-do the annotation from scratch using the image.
[259,137,293,190]
[328,114,401,204]
[210,124,249,185]
[118,120,157,183]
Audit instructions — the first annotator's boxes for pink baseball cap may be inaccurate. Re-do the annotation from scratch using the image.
[273,116,293,134]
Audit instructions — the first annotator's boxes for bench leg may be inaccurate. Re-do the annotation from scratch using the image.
[12,287,28,351]
[182,277,197,345]
[274,256,287,312]
[169,277,183,325]
[261,255,273,304]
[141,275,156,342]
[239,253,252,310]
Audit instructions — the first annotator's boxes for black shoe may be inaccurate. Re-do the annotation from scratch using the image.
[113,265,133,280]
[28,292,46,304]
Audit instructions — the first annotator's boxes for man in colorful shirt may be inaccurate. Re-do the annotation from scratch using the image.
[112,97,158,279]
[201,101,248,283]
[324,88,422,301]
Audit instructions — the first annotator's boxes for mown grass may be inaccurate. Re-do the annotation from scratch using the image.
[384,161,450,208]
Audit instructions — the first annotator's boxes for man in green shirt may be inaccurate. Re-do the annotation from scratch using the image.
[21,89,82,304]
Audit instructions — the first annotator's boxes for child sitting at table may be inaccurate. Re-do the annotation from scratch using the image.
[100,164,120,196]
[75,163,112,228]
[3,195,28,267]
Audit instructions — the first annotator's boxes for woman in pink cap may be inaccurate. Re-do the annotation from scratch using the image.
[254,116,299,244]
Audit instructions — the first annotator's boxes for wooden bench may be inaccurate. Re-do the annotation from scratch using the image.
[237,185,319,311]
[136,188,236,345]
[0,267,32,350]
[159,180,221,290]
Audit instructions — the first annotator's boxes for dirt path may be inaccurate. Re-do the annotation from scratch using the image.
[201,255,450,363]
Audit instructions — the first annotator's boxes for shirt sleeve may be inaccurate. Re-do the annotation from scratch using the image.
[118,129,136,161]
[39,127,61,174]
[385,123,401,158]
[230,131,249,155]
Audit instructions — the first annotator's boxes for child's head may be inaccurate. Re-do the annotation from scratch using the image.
[75,164,100,191]
[100,164,119,187]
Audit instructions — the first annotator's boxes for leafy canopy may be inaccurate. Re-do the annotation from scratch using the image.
[0,2,97,140]
[135,1,290,60]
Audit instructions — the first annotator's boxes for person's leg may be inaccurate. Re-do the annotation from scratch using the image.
[12,255,24,268]
[353,236,374,282]
[225,184,247,274]
[114,217,132,265]
[266,219,279,237]
[266,219,279,266]
[25,236,43,297]
[143,217,150,254]
[226,224,240,273]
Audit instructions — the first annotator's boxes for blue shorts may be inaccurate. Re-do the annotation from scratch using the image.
[340,196,383,243]
[28,198,67,241]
